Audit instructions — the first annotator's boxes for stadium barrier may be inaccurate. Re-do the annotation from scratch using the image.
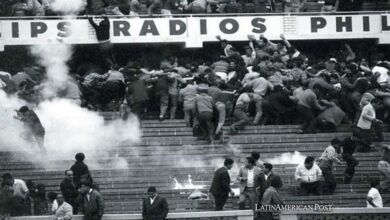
[9,210,253,220]
[279,207,390,220]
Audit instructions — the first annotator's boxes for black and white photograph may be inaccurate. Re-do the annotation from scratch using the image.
[0,0,390,220]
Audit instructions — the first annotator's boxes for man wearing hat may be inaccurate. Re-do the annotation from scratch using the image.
[15,106,45,152]
[355,92,383,152]
[237,157,262,210]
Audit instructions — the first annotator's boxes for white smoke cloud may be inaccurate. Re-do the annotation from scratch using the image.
[265,151,307,165]
[0,90,141,170]
[37,99,141,155]
[30,44,72,99]
[49,0,87,15]
[0,23,141,171]
[0,92,30,150]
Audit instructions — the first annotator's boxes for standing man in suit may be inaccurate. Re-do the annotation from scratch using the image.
[210,158,235,210]
[77,182,104,220]
[237,157,262,210]
[142,187,169,220]
[256,163,282,205]
[60,170,78,214]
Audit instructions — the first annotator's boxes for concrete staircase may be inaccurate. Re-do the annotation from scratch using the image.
[1,113,389,214]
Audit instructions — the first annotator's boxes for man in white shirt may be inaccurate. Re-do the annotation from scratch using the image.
[372,64,389,88]
[230,92,253,133]
[237,157,262,210]
[318,138,343,195]
[1,173,30,216]
[355,93,383,152]
[367,180,383,208]
[295,156,322,195]
[53,194,73,220]
[247,74,274,125]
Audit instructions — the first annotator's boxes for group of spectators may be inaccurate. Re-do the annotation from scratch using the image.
[0,153,105,219]
[0,152,170,220]
[1,29,390,147]
[1,138,389,219]
[210,153,283,220]
[0,0,383,17]
[210,139,387,220]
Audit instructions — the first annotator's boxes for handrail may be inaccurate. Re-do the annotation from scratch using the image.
[0,11,389,20]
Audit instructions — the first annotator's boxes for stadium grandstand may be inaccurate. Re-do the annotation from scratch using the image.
[1,0,390,220]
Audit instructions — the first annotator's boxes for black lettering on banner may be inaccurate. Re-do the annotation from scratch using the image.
[363,16,370,32]
[311,17,326,33]
[200,19,207,35]
[139,20,159,36]
[219,19,239,34]
[31,22,48,38]
[169,20,186,35]
[57,21,72,38]
[113,20,130,36]
[251,17,266,33]
[336,16,352,32]
[12,22,19,38]
[382,15,390,31]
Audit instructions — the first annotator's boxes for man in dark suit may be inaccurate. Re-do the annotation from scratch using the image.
[60,169,78,214]
[77,182,104,220]
[142,187,169,220]
[70,153,90,188]
[256,163,282,205]
[209,158,235,210]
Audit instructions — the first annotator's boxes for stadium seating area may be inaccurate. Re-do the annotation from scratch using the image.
[1,0,390,17]
[1,112,389,215]
[2,1,390,218]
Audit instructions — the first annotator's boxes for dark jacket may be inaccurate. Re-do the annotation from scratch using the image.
[21,110,44,135]
[128,79,149,103]
[70,161,90,187]
[78,189,105,220]
[142,195,169,220]
[88,17,110,41]
[256,172,282,201]
[209,167,231,196]
[155,75,170,96]
[60,178,78,202]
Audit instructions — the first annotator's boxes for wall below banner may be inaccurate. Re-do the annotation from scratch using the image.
[0,13,389,48]
[9,210,253,220]
[279,208,390,220]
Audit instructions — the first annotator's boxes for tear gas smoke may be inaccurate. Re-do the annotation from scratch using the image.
[49,0,87,15]
[265,151,307,165]
[30,44,72,99]
[0,90,141,170]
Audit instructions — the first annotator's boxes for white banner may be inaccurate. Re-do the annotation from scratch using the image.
[0,14,389,48]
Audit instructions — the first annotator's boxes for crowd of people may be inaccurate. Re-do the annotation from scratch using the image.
[1,137,389,219]
[0,153,103,219]
[0,0,385,17]
[210,142,388,220]
[0,3,390,219]
[1,26,390,146]
[0,152,171,220]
